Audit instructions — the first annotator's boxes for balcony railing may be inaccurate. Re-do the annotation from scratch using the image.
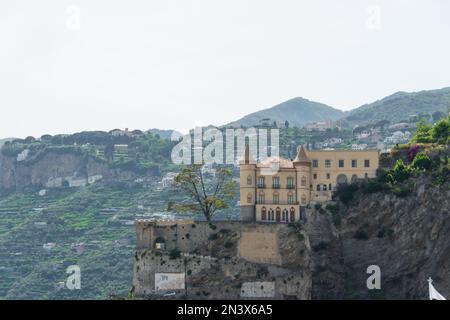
[272,184,280,189]
[286,185,296,189]
[257,184,266,189]
[256,201,299,205]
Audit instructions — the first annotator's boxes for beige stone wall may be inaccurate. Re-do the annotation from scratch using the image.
[238,231,281,265]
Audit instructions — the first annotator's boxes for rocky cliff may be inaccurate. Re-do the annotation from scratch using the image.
[0,151,139,192]
[307,174,450,299]
[133,174,449,300]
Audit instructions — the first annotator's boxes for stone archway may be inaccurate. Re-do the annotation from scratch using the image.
[337,174,348,185]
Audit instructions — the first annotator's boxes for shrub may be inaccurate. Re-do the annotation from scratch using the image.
[411,152,432,170]
[392,159,411,183]
[335,184,359,205]
[431,118,450,144]
[391,185,411,198]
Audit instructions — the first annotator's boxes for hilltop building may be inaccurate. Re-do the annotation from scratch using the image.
[239,145,379,223]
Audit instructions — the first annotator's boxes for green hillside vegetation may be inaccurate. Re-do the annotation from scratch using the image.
[335,117,450,207]
[1,131,178,177]
[344,87,450,127]
[226,97,344,128]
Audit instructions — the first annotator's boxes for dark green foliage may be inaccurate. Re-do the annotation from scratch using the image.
[208,233,218,241]
[391,159,411,183]
[335,184,359,205]
[411,152,432,170]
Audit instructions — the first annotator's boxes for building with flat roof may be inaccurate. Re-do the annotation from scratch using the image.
[239,145,379,223]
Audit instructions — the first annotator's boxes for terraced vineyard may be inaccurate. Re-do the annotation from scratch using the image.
[0,181,239,299]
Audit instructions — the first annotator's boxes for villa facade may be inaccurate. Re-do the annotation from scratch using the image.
[239,145,379,223]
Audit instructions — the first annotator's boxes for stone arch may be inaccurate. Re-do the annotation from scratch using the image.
[351,174,358,183]
[282,209,289,222]
[261,207,267,220]
[154,237,166,250]
[268,208,275,221]
[337,174,348,185]
[290,207,296,222]
[276,207,281,222]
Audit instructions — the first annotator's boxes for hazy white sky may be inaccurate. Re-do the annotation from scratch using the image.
[1,0,450,138]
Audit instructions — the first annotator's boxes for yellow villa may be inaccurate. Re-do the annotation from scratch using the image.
[239,145,379,223]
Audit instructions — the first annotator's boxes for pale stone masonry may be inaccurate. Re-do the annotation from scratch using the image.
[239,145,379,223]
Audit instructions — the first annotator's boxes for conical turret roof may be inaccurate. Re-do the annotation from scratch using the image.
[293,145,310,164]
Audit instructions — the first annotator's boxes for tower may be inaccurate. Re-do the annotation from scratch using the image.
[239,144,256,221]
[293,145,311,208]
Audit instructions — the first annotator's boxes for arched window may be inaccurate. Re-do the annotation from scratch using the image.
[351,174,358,183]
[258,191,265,204]
[316,184,321,191]
[301,194,307,205]
[261,207,267,221]
[155,237,166,250]
[276,207,281,222]
[282,209,289,222]
[273,192,279,204]
[247,174,252,185]
[301,176,307,187]
[247,193,252,204]
[290,207,296,222]
[337,174,348,185]
[323,184,327,191]
[287,191,294,204]
[268,209,275,221]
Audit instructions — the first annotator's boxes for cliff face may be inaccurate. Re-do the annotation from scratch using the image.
[308,175,450,299]
[133,221,312,299]
[133,174,449,300]
[0,152,139,191]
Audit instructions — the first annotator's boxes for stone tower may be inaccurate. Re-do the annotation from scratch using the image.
[239,144,256,221]
[293,145,311,207]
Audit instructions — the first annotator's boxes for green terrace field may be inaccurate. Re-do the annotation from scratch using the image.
[0,181,240,299]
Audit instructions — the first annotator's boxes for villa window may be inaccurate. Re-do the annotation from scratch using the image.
[276,207,281,222]
[323,184,327,191]
[288,192,294,204]
[272,177,280,189]
[273,192,280,204]
[257,177,265,188]
[329,183,332,191]
[326,173,330,179]
[257,192,265,204]
[268,209,275,221]
[290,207,296,222]
[247,175,252,185]
[316,185,321,191]
[325,159,331,168]
[287,177,295,188]
[313,173,317,180]
[282,209,289,222]
[352,160,357,168]
[261,207,267,220]
[339,159,345,168]
[365,160,370,168]
[313,160,319,168]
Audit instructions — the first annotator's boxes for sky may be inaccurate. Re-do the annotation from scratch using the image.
[1,0,450,138]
